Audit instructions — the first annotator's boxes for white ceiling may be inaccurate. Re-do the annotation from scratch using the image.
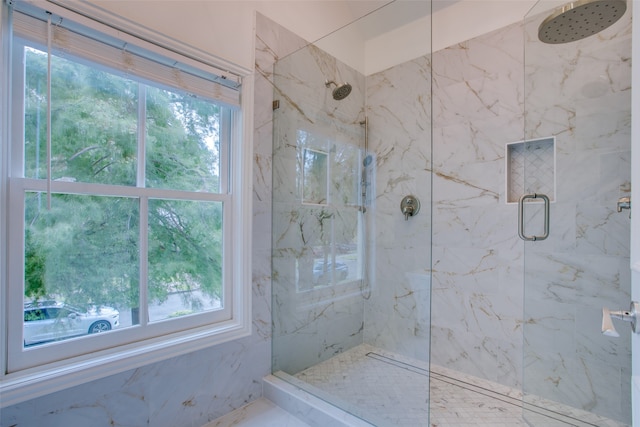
[344,0,460,41]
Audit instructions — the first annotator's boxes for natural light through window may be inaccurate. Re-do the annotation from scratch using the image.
[1,2,249,404]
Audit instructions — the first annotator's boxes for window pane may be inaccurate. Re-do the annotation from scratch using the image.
[23,46,138,185]
[147,199,223,322]
[24,192,139,346]
[145,86,222,193]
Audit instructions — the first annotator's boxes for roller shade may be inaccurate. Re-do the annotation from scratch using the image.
[11,4,242,107]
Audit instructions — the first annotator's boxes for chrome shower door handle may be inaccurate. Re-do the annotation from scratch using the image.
[518,193,550,241]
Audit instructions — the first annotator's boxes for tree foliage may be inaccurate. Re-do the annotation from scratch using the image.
[23,48,223,311]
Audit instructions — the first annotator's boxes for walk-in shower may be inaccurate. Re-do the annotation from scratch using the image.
[270,0,632,425]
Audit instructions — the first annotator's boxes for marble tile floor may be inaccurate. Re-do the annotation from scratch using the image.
[292,344,629,427]
[206,344,629,427]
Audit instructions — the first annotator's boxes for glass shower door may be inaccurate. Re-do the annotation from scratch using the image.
[270,2,433,425]
[269,14,389,425]
[522,2,632,425]
[271,36,368,379]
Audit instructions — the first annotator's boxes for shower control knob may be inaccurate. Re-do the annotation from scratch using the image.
[400,195,420,221]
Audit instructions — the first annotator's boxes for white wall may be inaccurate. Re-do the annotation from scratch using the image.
[72,1,537,76]
[432,0,537,52]
[72,0,386,72]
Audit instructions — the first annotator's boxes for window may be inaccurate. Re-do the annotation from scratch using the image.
[1,1,250,404]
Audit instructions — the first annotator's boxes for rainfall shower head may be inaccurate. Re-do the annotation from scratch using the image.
[325,80,352,100]
[538,0,626,44]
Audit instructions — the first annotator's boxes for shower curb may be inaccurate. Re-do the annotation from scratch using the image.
[262,374,375,427]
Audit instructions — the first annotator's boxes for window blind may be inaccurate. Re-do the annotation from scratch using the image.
[11,4,242,107]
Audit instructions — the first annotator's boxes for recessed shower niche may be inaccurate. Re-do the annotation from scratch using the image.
[506,137,556,204]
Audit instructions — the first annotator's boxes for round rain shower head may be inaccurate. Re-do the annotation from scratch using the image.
[538,0,626,44]
[325,80,352,100]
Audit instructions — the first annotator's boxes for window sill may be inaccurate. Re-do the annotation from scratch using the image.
[0,318,251,408]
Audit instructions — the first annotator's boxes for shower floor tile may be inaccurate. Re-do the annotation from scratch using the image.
[293,344,628,427]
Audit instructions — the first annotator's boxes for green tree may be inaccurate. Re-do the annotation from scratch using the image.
[22,47,224,317]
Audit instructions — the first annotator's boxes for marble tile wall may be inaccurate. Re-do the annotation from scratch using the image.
[429,20,526,390]
[269,6,632,425]
[0,12,285,427]
[428,8,631,424]
[521,8,632,424]
[270,22,368,375]
[362,55,432,362]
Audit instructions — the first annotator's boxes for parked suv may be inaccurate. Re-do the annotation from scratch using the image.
[23,300,119,346]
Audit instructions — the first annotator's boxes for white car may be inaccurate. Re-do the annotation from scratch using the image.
[23,300,119,346]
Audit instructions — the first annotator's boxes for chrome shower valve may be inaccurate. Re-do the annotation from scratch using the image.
[400,195,420,221]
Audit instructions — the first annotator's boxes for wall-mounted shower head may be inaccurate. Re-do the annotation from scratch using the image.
[325,80,352,100]
[538,0,626,44]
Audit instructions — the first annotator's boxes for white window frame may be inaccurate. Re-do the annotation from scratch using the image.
[0,0,253,407]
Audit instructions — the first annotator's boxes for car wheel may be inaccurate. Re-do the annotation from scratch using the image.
[88,320,111,334]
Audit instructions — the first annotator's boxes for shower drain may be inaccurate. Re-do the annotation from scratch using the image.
[365,352,605,427]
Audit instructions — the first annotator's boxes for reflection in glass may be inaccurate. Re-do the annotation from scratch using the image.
[302,148,328,205]
[295,134,363,292]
